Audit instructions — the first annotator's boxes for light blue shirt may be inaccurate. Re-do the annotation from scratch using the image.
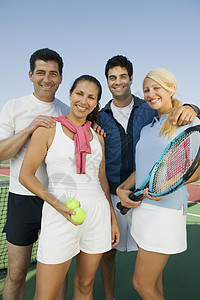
[135,115,200,214]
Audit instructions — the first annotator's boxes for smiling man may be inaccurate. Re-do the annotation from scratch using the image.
[0,48,69,300]
[29,60,63,102]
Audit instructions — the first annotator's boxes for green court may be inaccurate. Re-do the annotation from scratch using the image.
[0,175,200,299]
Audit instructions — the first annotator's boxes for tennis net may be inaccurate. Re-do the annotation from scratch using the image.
[0,180,38,279]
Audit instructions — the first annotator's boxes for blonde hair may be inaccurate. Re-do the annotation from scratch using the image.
[143,68,182,139]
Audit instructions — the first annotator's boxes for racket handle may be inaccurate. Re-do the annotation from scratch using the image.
[120,206,130,215]
[116,202,123,210]
[120,193,142,215]
[116,192,143,215]
[129,192,143,201]
[116,202,131,215]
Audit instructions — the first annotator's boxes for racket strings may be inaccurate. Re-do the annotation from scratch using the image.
[152,131,200,193]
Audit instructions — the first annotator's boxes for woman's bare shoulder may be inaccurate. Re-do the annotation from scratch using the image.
[31,126,56,149]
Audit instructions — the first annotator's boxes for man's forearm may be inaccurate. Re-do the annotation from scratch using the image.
[0,128,31,162]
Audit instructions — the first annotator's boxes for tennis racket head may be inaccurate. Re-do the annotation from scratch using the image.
[149,125,200,196]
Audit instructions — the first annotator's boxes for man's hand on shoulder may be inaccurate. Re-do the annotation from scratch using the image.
[92,123,106,137]
[170,104,198,126]
[26,115,56,135]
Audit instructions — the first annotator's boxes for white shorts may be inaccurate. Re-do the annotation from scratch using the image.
[131,203,187,254]
[37,196,111,264]
[111,194,138,252]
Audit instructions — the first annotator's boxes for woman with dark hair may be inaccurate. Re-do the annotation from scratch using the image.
[19,75,120,300]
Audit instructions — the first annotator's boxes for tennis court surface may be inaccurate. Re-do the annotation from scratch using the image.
[0,181,200,299]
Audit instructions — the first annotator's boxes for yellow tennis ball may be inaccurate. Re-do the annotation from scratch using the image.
[71,208,86,223]
[65,197,79,210]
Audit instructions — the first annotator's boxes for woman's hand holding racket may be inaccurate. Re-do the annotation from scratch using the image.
[116,186,141,210]
[143,188,162,201]
[116,187,161,214]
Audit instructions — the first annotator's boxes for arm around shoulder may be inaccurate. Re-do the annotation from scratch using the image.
[0,100,57,162]
[170,104,200,126]
[0,128,33,162]
[0,101,32,161]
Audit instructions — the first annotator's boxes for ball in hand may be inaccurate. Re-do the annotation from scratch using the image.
[71,208,86,223]
[65,197,79,210]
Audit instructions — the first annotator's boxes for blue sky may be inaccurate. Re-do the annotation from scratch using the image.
[0,0,200,110]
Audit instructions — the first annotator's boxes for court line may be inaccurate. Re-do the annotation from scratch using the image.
[187,213,200,217]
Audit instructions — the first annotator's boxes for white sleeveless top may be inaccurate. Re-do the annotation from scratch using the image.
[44,121,105,204]
[38,122,111,263]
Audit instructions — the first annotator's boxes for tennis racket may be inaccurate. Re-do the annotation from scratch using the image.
[117,125,200,215]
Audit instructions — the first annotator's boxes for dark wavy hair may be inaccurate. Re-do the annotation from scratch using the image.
[105,55,133,80]
[70,75,102,123]
[30,48,63,75]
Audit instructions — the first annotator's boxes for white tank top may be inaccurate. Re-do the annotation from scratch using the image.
[45,122,104,204]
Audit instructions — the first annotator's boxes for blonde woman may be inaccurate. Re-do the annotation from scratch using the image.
[117,68,200,299]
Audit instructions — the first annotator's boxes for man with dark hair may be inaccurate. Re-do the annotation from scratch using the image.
[29,48,64,75]
[105,55,133,79]
[0,48,69,300]
[99,55,200,300]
